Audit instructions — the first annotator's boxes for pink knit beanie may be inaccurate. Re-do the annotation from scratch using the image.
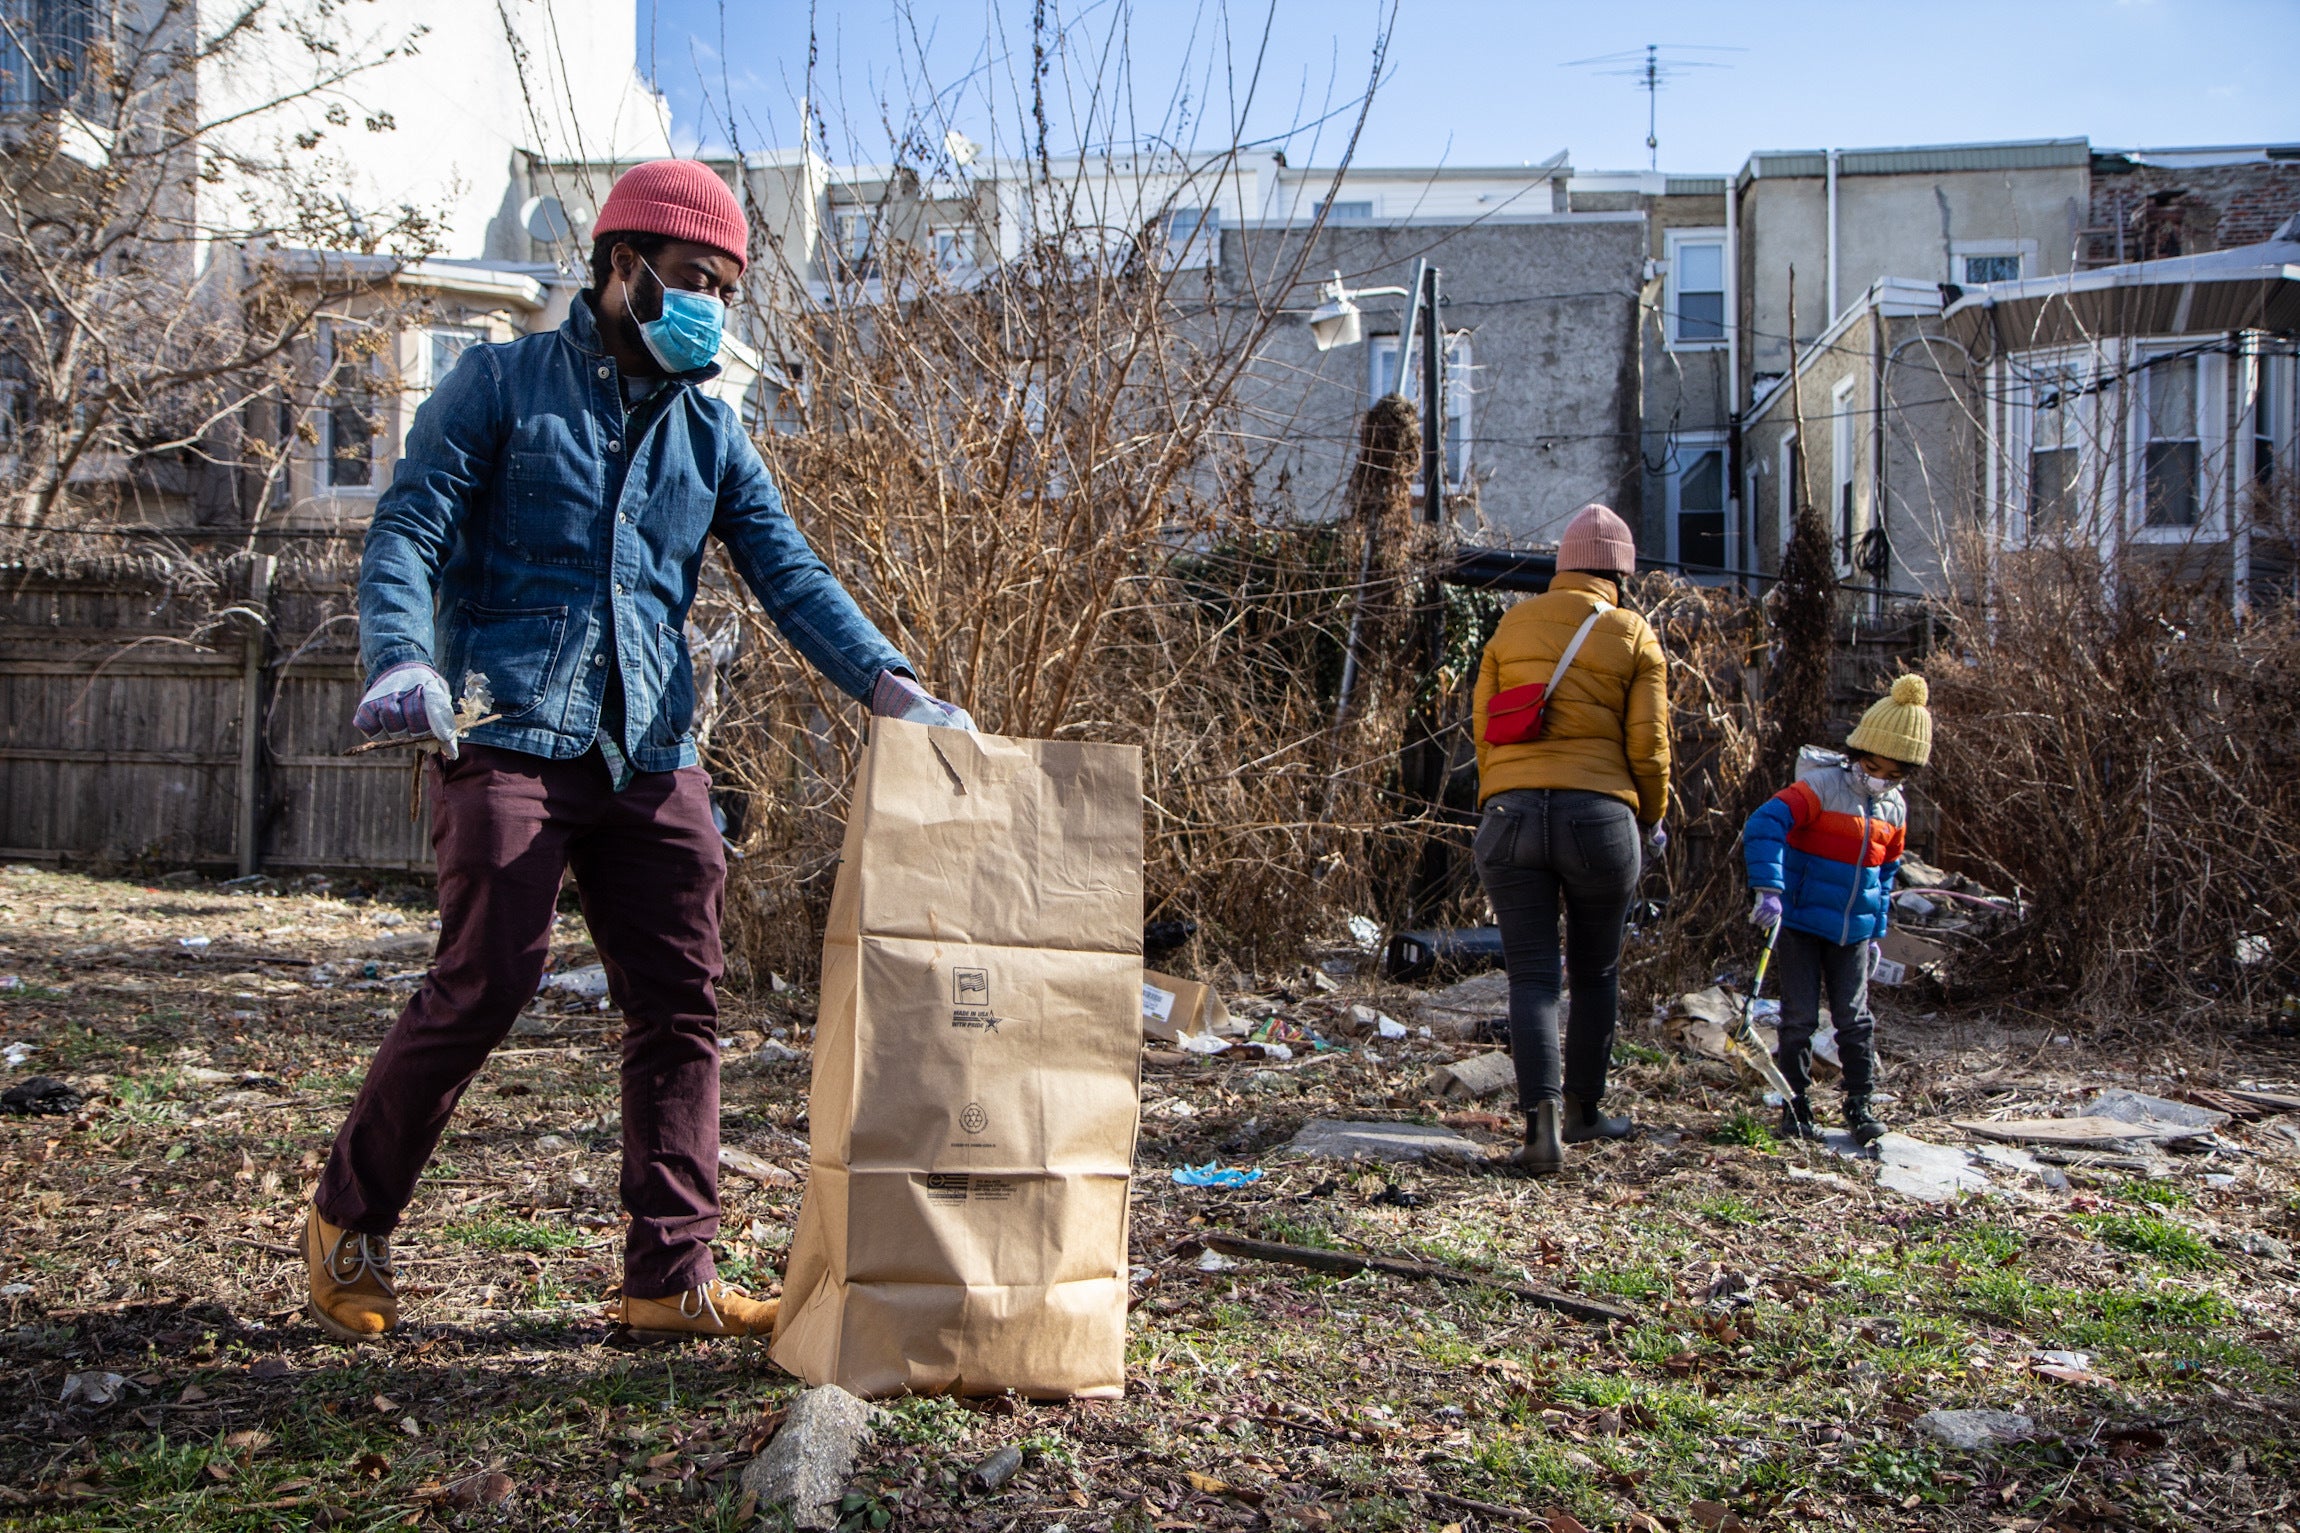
[594,161,748,271]
[1557,502,1636,576]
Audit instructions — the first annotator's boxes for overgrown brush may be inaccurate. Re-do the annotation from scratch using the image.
[1923,545,2300,1013]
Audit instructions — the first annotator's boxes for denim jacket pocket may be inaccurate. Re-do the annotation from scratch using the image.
[650,620,695,746]
[443,602,568,721]
[506,449,603,568]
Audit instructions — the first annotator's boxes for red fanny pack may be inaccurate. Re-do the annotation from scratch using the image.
[1483,601,1611,747]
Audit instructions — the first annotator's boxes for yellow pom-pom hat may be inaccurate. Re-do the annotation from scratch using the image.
[1846,673,1933,768]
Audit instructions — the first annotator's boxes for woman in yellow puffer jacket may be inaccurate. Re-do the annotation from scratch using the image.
[1470,503,1671,1174]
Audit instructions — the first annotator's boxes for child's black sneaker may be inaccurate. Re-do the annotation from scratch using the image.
[1778,1095,1822,1142]
[1844,1095,1885,1147]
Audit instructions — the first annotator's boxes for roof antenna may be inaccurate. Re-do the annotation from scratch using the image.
[1564,44,1743,170]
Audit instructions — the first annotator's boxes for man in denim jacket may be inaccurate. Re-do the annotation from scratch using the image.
[306,161,969,1344]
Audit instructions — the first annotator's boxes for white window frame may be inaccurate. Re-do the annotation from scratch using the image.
[1365,331,1474,491]
[1164,205,1219,269]
[1663,227,1727,351]
[2007,351,2097,546]
[1777,430,1799,559]
[2129,347,2227,542]
[424,324,485,390]
[928,225,977,272]
[2240,343,2296,518]
[829,207,875,268]
[1316,198,1375,223]
[1951,238,2036,287]
[1830,375,1860,573]
[1664,430,1733,576]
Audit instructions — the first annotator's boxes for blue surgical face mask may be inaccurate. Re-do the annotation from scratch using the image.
[634,257,725,373]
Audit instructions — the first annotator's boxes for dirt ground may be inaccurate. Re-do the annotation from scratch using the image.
[1,861,2296,1531]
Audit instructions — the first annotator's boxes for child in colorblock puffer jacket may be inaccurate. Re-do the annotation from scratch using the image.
[1742,674,1934,1147]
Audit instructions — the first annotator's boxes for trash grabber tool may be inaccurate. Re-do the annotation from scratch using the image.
[1729,919,1799,1103]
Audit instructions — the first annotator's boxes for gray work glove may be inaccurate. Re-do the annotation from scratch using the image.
[354,662,459,758]
[871,670,975,732]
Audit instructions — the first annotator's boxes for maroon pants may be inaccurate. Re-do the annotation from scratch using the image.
[317,745,727,1299]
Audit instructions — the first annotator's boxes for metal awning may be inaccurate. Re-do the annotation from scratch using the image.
[1944,239,2300,354]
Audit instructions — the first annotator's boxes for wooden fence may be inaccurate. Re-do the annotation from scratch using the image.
[0,556,433,873]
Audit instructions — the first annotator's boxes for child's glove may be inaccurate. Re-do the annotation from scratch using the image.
[1646,823,1668,853]
[1749,890,1783,926]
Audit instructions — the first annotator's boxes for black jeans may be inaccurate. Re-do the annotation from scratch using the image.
[1771,926,1877,1099]
[1473,788,1642,1111]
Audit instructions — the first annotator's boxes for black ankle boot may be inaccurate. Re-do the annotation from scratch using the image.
[1561,1093,1634,1143]
[1779,1095,1822,1141]
[1844,1095,1885,1147]
[1516,1100,1564,1175]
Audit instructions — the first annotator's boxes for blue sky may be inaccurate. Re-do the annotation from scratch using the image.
[637,0,2300,172]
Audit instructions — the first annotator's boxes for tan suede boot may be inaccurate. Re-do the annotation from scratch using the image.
[610,1280,778,1341]
[303,1206,398,1341]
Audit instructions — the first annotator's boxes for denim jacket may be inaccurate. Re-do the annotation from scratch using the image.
[359,297,909,773]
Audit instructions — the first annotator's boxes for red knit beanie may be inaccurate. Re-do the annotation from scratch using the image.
[1557,502,1637,577]
[594,160,748,272]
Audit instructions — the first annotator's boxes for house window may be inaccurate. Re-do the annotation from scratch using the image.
[324,329,378,490]
[1165,205,1218,266]
[428,326,483,388]
[830,209,874,270]
[1952,240,2033,288]
[1778,431,1800,557]
[1668,436,1728,571]
[2143,355,2201,528]
[1316,199,1373,222]
[1665,231,1726,347]
[2028,370,2082,532]
[929,226,974,270]
[2253,353,2289,504]
[0,0,96,111]
[1365,331,1473,489]
[1831,376,1859,565]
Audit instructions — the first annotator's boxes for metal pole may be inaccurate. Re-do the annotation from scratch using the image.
[235,553,276,877]
[1420,264,1443,525]
[1392,257,1428,398]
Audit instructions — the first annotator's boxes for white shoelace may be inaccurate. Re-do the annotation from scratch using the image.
[324,1230,394,1289]
[675,1282,725,1329]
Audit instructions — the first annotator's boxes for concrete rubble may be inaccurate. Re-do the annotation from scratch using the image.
[1285,1118,1486,1164]
[739,1384,878,1530]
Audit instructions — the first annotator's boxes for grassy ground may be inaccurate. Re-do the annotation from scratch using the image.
[1,862,2296,1530]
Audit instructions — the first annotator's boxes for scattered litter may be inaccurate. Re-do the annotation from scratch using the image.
[1172,1162,1264,1188]
[720,1146,798,1186]
[0,975,18,991]
[2089,1089,2229,1134]
[1893,891,1938,918]
[0,1283,31,1298]
[60,1371,128,1407]
[534,1133,577,1155]
[2237,934,2272,965]
[177,935,211,950]
[1285,1118,1485,1164]
[966,1444,1024,1492]
[1954,1115,2194,1149]
[1,1077,82,1116]
[1384,926,1503,982]
[542,965,609,999]
[755,1040,804,1063]
[1176,1032,1229,1056]
[1413,971,1509,1040]
[1345,915,1382,952]
[1,1042,31,1067]
[1426,1052,1517,1102]
[2028,1348,2110,1385]
[1375,1014,1408,1040]
[1194,1248,1240,1272]
[1914,1409,2034,1450]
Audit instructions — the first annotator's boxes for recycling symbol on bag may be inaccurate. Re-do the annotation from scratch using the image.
[959,1102,989,1135]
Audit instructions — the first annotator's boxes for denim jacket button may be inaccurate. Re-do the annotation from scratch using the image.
[593,653,606,666]
[607,439,622,453]
[596,365,610,379]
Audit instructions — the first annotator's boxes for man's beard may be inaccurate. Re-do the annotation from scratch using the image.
[616,271,663,371]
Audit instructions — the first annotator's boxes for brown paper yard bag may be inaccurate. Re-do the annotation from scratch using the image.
[771,720,1143,1399]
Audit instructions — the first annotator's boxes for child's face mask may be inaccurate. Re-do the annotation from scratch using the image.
[1850,756,1904,798]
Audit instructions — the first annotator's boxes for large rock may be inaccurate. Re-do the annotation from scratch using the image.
[1426,1052,1516,1101]
[1414,972,1509,1039]
[2088,1089,2228,1134]
[1914,1409,2034,1450]
[1285,1118,1484,1163]
[740,1385,878,1529]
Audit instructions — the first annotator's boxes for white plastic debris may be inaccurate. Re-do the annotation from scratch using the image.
[1177,1032,1228,1055]
[1374,1015,1408,1040]
[2237,934,2272,965]
[534,1133,578,1155]
[1194,1249,1239,1272]
[60,1372,128,1407]
[1346,915,1382,952]
[2,1042,32,1067]
[177,936,211,950]
[543,965,609,999]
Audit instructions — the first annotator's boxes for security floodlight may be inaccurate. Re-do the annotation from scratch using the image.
[1308,276,1362,351]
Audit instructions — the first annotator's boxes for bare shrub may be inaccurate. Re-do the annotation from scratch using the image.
[1923,547,2300,1013]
